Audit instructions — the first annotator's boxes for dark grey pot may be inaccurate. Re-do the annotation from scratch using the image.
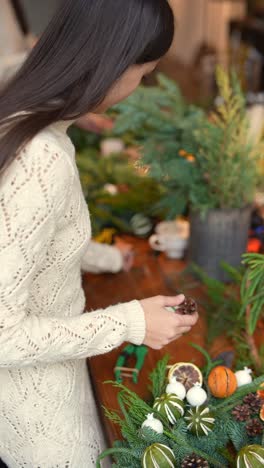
[189,206,252,281]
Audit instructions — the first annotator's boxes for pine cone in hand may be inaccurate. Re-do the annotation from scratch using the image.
[246,418,263,436]
[181,453,209,468]
[243,393,262,414]
[176,297,198,315]
[232,404,251,422]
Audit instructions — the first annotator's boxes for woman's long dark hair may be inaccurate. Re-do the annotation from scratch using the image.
[0,0,174,173]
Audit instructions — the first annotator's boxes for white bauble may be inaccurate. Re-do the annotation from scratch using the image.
[235,367,253,387]
[166,377,186,400]
[186,382,207,407]
[131,214,152,237]
[141,413,164,434]
[103,184,118,195]
[101,138,125,157]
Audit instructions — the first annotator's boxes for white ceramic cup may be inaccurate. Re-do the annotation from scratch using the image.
[149,233,188,259]
[155,220,190,239]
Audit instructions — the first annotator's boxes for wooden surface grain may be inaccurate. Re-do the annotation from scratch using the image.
[83,237,208,445]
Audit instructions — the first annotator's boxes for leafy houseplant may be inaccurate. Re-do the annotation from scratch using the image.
[113,69,263,280]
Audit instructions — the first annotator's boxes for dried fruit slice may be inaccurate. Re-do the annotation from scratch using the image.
[260,404,264,422]
[168,362,203,391]
[257,382,264,401]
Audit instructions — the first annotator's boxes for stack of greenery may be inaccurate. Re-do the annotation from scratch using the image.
[69,127,162,235]
[97,355,264,468]
[112,68,263,218]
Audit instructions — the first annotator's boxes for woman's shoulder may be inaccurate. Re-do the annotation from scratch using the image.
[1,122,76,214]
[29,121,76,174]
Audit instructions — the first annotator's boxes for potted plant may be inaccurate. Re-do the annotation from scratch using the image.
[112,69,263,280]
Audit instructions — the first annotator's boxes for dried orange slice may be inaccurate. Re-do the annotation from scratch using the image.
[168,362,203,391]
[257,382,264,401]
[260,404,264,422]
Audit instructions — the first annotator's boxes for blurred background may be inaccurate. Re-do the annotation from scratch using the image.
[0,0,264,272]
[1,0,264,99]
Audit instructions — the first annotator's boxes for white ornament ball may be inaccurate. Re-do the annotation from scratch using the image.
[100,138,125,157]
[141,413,164,434]
[235,367,253,387]
[186,382,207,407]
[166,377,186,400]
[103,183,119,195]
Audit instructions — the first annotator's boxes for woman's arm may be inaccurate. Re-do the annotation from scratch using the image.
[0,138,145,368]
[0,300,145,368]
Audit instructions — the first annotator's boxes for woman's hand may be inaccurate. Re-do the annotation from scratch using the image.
[115,238,135,272]
[140,294,198,350]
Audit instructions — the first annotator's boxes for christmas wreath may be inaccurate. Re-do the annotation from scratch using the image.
[97,355,264,467]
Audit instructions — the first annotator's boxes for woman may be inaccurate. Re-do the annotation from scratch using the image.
[0,1,198,466]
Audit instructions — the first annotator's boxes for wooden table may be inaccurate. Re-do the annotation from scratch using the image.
[82,237,209,445]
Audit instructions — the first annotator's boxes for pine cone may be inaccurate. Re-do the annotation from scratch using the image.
[245,418,263,436]
[181,453,209,468]
[243,393,262,414]
[232,404,251,422]
[177,298,198,315]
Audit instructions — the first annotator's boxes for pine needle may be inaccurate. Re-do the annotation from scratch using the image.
[149,354,169,399]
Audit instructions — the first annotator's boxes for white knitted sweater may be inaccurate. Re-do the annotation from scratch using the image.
[0,121,146,467]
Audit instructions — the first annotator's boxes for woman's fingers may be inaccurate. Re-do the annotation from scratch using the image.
[173,311,199,327]
[158,294,185,308]
[141,295,199,350]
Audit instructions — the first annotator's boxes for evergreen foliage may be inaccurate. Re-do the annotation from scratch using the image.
[240,253,264,335]
[75,149,162,234]
[97,357,264,467]
[113,69,263,217]
[190,253,264,371]
[149,353,169,399]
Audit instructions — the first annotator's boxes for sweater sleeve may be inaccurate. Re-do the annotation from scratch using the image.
[81,241,123,273]
[0,138,145,368]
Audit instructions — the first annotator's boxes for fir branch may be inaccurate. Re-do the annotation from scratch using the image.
[117,392,133,426]
[139,426,170,446]
[186,416,230,465]
[239,253,264,370]
[103,406,123,427]
[213,375,264,414]
[149,354,169,399]
[192,255,264,371]
[164,429,224,467]
[96,447,139,468]
[226,419,249,452]
[245,297,262,370]
[104,381,162,426]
